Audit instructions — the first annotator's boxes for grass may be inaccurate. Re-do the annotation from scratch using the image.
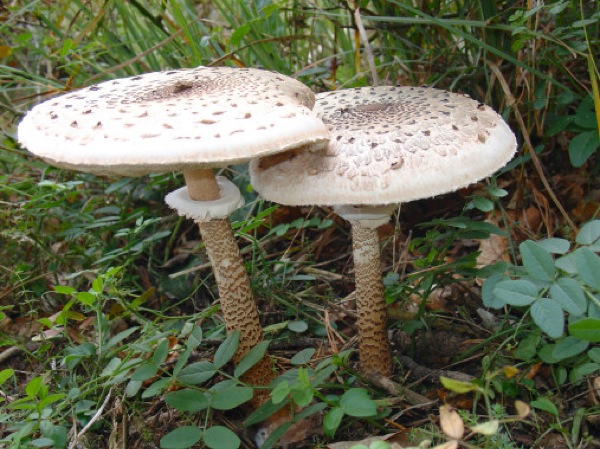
[1,0,599,448]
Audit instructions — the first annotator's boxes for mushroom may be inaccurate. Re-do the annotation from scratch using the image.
[18,66,330,398]
[250,86,517,376]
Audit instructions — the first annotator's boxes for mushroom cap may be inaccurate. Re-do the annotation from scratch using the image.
[250,86,517,206]
[18,66,329,176]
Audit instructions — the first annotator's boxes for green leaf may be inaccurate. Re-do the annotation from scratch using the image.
[131,363,158,382]
[125,379,143,397]
[142,377,172,399]
[520,240,555,281]
[569,318,600,342]
[153,339,170,366]
[531,298,564,338]
[160,426,203,449]
[513,332,541,361]
[493,279,539,306]
[589,347,600,363]
[54,285,76,295]
[76,291,96,306]
[188,326,203,350]
[165,389,209,412]
[290,348,315,365]
[552,337,589,360]
[288,320,308,333]
[210,386,253,410]
[555,253,578,274]
[339,388,377,417]
[91,276,103,293]
[234,340,270,378]
[538,238,570,254]
[271,380,291,404]
[576,220,600,246]
[530,397,558,416]
[203,426,240,449]
[440,377,480,393]
[482,274,509,309]
[105,327,139,350]
[177,362,216,385]
[323,406,344,438]
[229,23,251,48]
[574,247,600,290]
[569,362,600,384]
[213,331,240,369]
[550,278,587,315]
[25,376,43,398]
[0,369,14,385]
[568,130,599,167]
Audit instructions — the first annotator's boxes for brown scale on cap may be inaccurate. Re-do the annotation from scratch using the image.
[251,86,516,377]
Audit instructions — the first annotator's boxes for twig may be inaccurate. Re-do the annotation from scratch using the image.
[68,389,112,449]
[354,8,379,86]
[488,62,578,232]
[366,372,436,407]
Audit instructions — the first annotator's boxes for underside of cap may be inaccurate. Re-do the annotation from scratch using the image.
[250,86,517,206]
[18,67,329,176]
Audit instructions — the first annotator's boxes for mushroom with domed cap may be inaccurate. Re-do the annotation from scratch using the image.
[18,65,330,402]
[250,85,517,377]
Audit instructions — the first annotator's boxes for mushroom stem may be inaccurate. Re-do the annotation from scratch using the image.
[350,221,393,377]
[180,171,275,406]
[183,168,221,201]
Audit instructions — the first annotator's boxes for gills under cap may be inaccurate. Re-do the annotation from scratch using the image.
[18,66,329,176]
[250,86,517,205]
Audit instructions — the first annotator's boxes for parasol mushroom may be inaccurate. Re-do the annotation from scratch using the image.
[18,66,329,400]
[250,86,517,377]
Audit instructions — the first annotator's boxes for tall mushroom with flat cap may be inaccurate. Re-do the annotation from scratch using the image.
[18,66,329,399]
[250,86,517,377]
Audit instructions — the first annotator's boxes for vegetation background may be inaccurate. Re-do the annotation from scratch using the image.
[0,1,599,448]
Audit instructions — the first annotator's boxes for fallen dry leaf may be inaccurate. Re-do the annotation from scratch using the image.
[439,405,464,440]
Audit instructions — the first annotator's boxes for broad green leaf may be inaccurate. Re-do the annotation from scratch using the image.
[530,397,558,416]
[291,384,314,408]
[513,332,541,361]
[550,278,587,315]
[76,291,96,306]
[574,247,600,289]
[531,298,564,338]
[91,276,103,293]
[569,362,600,384]
[160,426,202,449]
[538,238,570,254]
[440,377,479,394]
[569,318,600,342]
[26,376,43,398]
[576,220,600,246]
[538,344,559,364]
[288,320,308,333]
[125,379,142,397]
[555,253,578,274]
[290,348,316,365]
[131,363,158,382]
[569,130,599,167]
[153,339,170,366]
[203,426,240,449]
[552,337,588,360]
[210,386,253,410]
[213,331,240,369]
[589,347,600,363]
[339,388,377,417]
[234,340,270,378]
[482,274,508,309]
[493,279,539,306]
[188,326,203,350]
[177,362,216,385]
[0,369,14,385]
[105,327,139,350]
[520,241,555,281]
[271,380,290,404]
[323,407,344,437]
[165,389,208,412]
[142,377,171,399]
[54,285,76,295]
[294,401,328,422]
